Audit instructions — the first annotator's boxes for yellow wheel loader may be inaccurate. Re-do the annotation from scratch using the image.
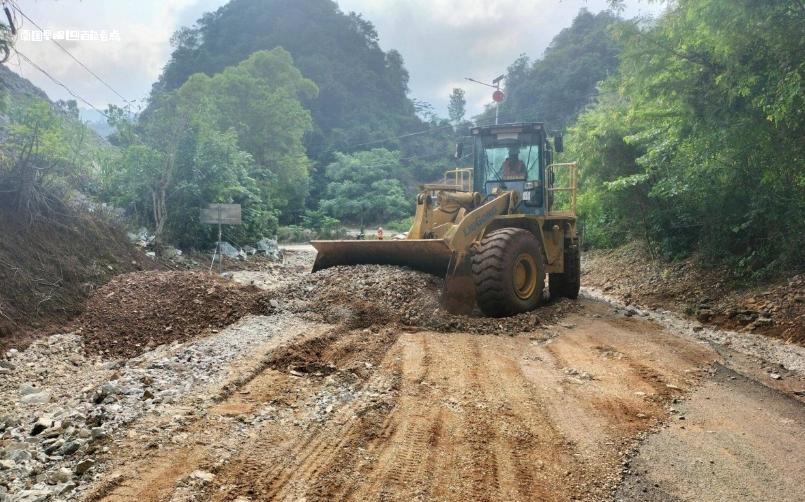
[312,122,580,317]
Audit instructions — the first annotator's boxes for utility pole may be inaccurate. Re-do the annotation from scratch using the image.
[465,75,505,125]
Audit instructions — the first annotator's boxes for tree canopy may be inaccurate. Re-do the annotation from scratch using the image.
[105,49,317,248]
[569,0,804,277]
[319,148,411,225]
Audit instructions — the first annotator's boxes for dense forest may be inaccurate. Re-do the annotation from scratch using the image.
[0,0,801,279]
[569,0,804,278]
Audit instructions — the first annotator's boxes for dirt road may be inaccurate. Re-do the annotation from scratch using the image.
[81,301,804,502]
[3,247,803,501]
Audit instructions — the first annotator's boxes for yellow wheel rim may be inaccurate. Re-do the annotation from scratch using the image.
[513,253,538,300]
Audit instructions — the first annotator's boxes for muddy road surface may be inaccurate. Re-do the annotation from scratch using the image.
[2,247,803,501]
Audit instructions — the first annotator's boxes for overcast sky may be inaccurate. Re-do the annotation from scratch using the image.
[8,0,662,117]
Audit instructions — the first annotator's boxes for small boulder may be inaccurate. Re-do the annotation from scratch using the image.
[191,470,215,483]
[60,440,82,456]
[30,416,53,436]
[256,238,283,262]
[18,383,39,396]
[74,458,96,475]
[214,241,240,258]
[51,467,72,483]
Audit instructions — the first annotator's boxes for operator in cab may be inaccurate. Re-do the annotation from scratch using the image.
[501,147,526,179]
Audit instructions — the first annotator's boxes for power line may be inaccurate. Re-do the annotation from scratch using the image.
[13,47,111,119]
[8,1,130,104]
[350,123,455,148]
[326,123,456,155]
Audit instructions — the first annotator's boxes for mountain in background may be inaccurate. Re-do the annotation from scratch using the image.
[152,0,422,161]
[476,10,624,130]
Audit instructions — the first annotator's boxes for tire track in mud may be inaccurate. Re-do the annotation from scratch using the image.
[88,299,765,502]
[212,328,403,501]
[88,324,400,502]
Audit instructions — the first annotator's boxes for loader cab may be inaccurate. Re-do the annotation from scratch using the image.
[471,123,549,215]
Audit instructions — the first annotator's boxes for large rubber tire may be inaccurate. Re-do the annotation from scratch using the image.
[472,228,545,317]
[549,243,581,300]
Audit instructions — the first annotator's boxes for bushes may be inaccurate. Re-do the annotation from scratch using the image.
[569,0,804,278]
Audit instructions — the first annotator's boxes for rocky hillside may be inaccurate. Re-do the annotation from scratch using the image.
[0,64,48,101]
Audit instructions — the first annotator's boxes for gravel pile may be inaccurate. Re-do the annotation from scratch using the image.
[281,264,578,335]
[74,271,275,358]
[0,314,307,501]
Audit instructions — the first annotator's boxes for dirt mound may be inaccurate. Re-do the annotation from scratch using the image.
[0,207,157,353]
[283,265,578,335]
[75,271,273,358]
[583,242,804,344]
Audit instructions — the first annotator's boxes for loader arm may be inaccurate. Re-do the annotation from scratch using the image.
[443,191,515,252]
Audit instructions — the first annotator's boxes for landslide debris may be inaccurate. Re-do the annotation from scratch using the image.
[583,242,804,344]
[74,271,273,358]
[282,264,579,336]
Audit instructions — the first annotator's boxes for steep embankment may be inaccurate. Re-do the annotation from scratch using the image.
[0,208,155,351]
[0,66,155,351]
[582,242,804,344]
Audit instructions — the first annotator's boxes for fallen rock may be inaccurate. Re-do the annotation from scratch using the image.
[74,458,96,475]
[59,440,81,456]
[51,467,72,483]
[14,489,52,502]
[191,470,215,483]
[256,238,283,261]
[30,417,53,436]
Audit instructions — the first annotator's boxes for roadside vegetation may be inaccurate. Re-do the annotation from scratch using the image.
[1,0,801,275]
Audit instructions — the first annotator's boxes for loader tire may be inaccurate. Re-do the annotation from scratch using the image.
[472,228,545,317]
[549,243,580,300]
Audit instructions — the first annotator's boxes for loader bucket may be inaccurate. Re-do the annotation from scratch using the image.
[311,239,477,315]
[311,239,453,276]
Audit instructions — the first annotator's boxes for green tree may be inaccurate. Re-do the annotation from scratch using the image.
[0,97,101,213]
[448,88,466,125]
[104,49,316,248]
[152,0,420,161]
[319,149,411,224]
[570,0,804,277]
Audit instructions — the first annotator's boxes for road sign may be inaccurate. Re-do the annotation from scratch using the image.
[201,203,242,274]
[200,203,242,225]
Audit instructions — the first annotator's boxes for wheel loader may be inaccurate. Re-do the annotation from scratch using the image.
[312,122,580,317]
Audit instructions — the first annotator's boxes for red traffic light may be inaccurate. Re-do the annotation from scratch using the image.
[492,89,505,103]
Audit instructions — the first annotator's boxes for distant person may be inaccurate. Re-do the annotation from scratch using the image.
[376,227,384,240]
[502,147,526,179]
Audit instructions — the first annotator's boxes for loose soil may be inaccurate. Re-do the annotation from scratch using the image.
[583,242,804,344]
[82,300,805,502]
[0,208,157,352]
[284,264,581,335]
[73,271,274,358]
[4,244,804,502]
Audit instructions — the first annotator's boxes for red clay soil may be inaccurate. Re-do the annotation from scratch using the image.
[582,242,804,344]
[74,271,274,359]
